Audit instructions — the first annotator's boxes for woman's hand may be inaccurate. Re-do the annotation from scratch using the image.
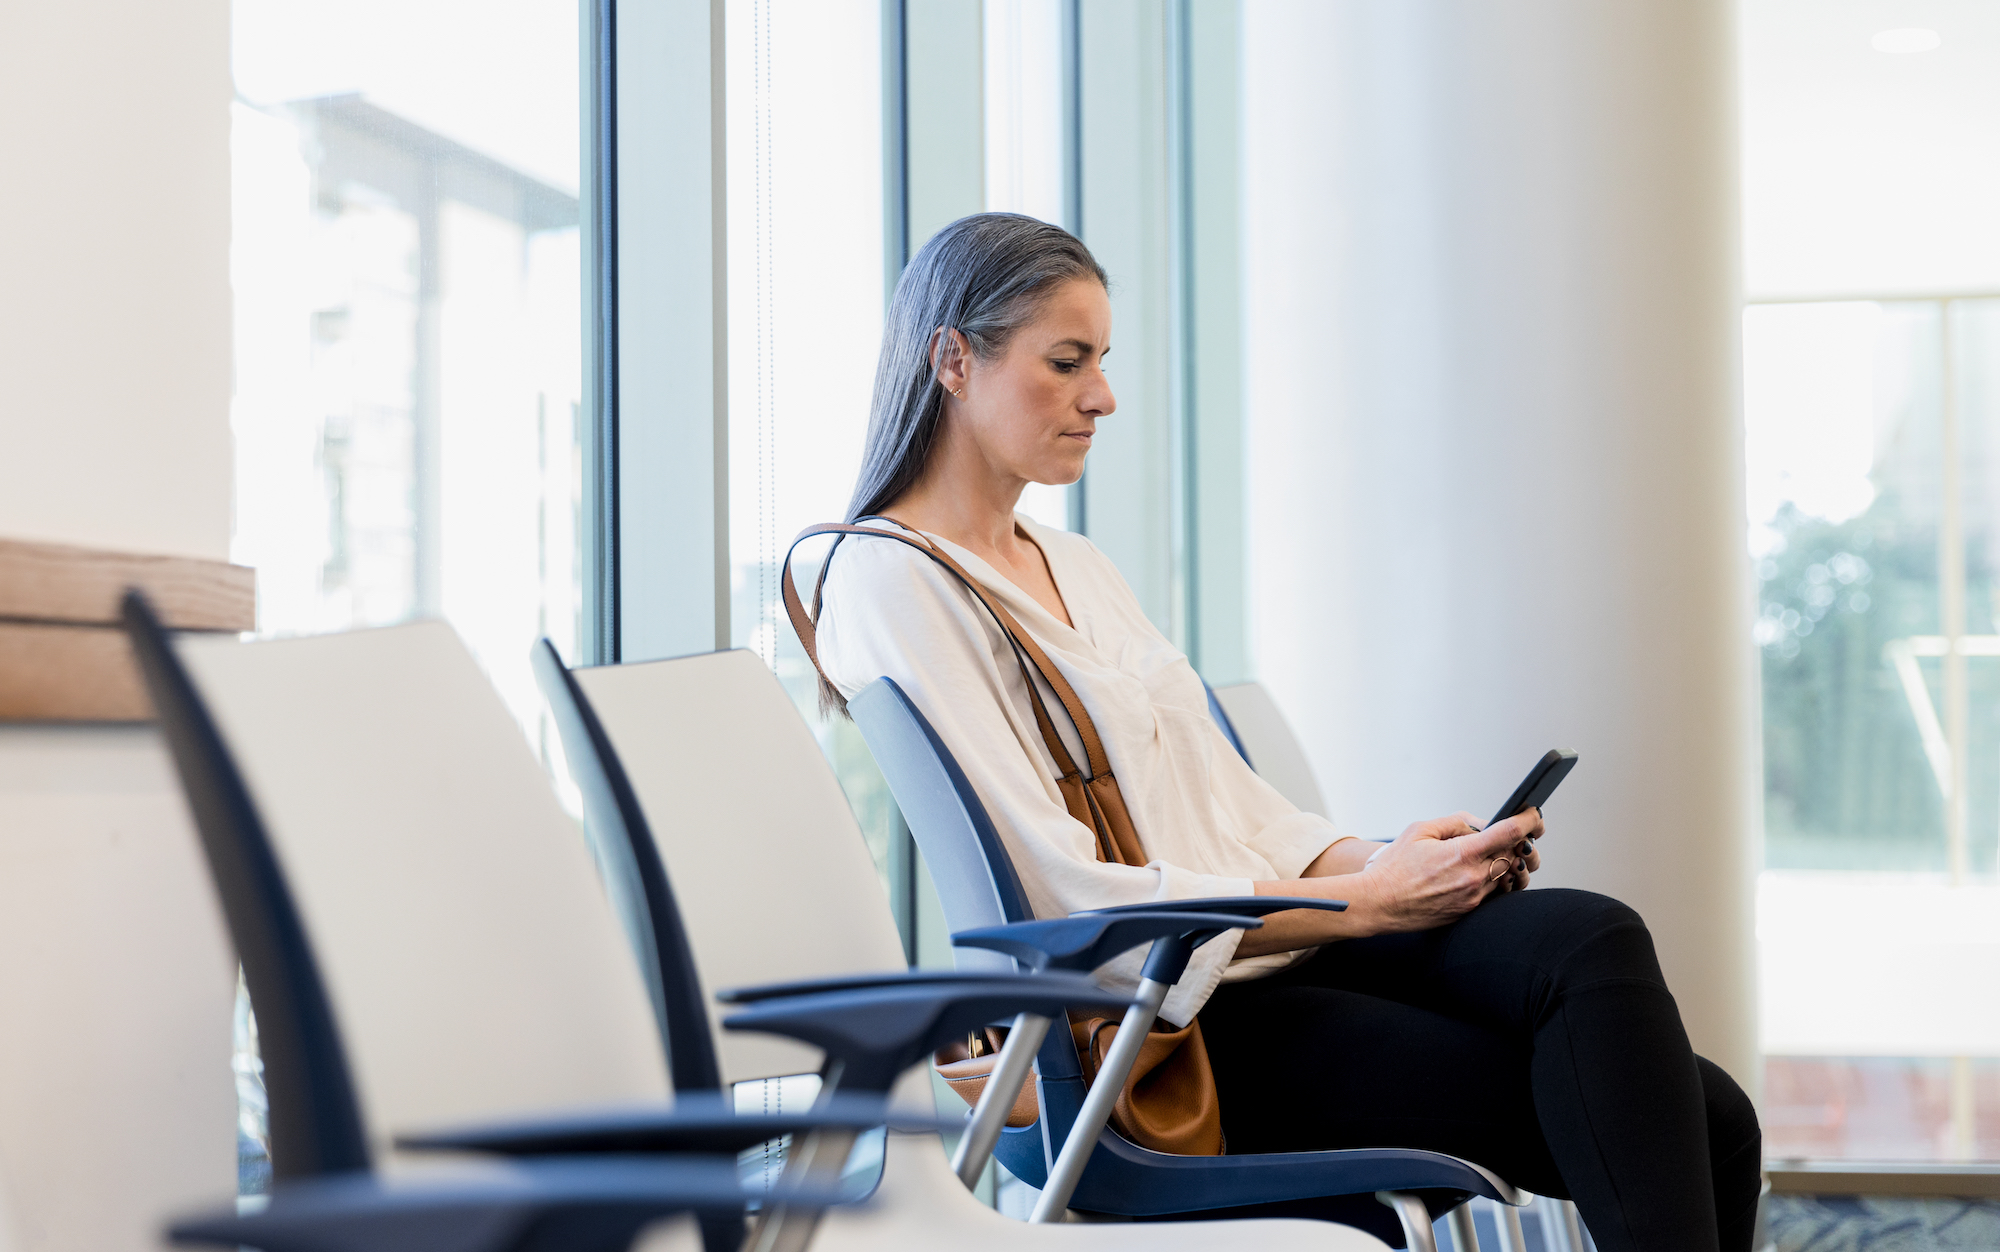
[1350,808,1545,934]
[1241,808,1547,955]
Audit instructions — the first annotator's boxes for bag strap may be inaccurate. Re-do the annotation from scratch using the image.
[781,520,1115,785]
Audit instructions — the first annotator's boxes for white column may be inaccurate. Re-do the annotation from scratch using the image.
[1242,1,1755,1086]
[0,0,241,1245]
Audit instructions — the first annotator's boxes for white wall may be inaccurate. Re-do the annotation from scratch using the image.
[1242,0,1756,1086]
[0,1,240,1247]
[0,0,234,562]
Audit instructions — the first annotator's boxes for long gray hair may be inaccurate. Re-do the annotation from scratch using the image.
[846,213,1107,520]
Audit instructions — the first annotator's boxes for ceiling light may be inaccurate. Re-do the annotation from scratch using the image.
[1872,27,1942,54]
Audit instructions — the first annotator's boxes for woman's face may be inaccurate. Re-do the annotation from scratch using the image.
[950,277,1115,488]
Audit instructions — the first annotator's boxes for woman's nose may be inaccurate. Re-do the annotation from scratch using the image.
[1086,370,1116,417]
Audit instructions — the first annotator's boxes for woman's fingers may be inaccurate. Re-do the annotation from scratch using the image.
[1486,810,1542,844]
[1457,819,1529,866]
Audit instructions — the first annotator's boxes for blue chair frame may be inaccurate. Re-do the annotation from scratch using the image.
[1204,683,1253,768]
[849,676,1524,1249]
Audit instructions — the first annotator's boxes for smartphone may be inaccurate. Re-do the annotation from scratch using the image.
[1489,750,1578,828]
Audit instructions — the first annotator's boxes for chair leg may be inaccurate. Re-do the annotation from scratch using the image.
[1376,1191,1438,1252]
[1446,1202,1480,1251]
[1536,1194,1574,1252]
[1559,1199,1587,1251]
[1490,1198,1527,1252]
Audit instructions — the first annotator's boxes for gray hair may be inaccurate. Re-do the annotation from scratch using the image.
[846,213,1108,521]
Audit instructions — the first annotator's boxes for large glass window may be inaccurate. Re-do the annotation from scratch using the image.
[1743,0,2000,1165]
[1748,298,2000,1162]
[229,0,582,747]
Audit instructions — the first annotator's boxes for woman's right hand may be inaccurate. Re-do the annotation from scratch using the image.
[1351,810,1543,934]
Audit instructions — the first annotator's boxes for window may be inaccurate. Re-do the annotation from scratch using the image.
[1748,298,2000,1161]
[1742,0,2000,1164]
[229,0,583,746]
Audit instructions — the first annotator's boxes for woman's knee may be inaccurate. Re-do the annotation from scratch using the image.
[1523,889,1665,986]
[1697,1056,1762,1161]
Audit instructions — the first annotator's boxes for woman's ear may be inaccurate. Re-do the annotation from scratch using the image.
[930,327,972,398]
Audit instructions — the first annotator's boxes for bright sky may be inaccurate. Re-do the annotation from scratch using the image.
[232,0,579,195]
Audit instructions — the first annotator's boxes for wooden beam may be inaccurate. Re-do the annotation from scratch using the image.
[0,538,255,722]
[0,537,254,630]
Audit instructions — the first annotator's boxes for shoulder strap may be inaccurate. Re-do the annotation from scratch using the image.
[781,521,1114,784]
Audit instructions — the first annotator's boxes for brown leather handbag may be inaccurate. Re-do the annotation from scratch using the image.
[782,520,1225,1156]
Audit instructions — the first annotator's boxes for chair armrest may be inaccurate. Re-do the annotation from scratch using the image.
[394,1091,957,1158]
[721,973,1133,1094]
[1079,894,1348,919]
[950,911,1266,975]
[168,1157,843,1252]
[715,969,993,1004]
[1076,897,1346,984]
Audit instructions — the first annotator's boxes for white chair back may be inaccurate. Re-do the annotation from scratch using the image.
[176,622,667,1166]
[1210,682,1330,818]
[571,650,909,1086]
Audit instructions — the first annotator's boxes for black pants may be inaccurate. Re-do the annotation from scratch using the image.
[1199,888,1761,1252]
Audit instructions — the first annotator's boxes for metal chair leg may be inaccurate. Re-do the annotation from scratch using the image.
[1559,1199,1587,1251]
[1489,1197,1526,1252]
[1376,1191,1438,1252]
[1446,1202,1480,1250]
[1536,1194,1574,1252]
[950,1011,1049,1188]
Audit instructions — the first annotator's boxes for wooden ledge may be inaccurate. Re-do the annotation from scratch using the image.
[0,538,255,721]
[1766,1160,2000,1198]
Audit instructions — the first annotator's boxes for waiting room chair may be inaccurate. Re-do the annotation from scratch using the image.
[534,643,1393,1252]
[849,675,1535,1252]
[123,598,940,1252]
[1207,680,1330,819]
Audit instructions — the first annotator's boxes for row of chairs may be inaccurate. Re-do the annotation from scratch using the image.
[118,594,1572,1251]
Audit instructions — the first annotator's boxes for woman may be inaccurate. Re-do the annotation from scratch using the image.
[801,213,1760,1251]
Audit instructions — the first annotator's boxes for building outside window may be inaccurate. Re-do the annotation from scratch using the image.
[230,0,583,744]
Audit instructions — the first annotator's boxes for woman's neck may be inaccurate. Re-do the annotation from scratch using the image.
[883,443,1028,556]
[882,439,1074,627]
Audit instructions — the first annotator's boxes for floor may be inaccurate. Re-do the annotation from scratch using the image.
[1769,1195,2000,1251]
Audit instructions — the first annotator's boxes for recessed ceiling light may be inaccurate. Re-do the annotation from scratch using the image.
[1872,27,1942,54]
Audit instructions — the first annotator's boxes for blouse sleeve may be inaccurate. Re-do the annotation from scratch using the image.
[814,535,1259,1024]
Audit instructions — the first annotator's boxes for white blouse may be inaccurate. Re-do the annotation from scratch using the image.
[815,515,1348,1025]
